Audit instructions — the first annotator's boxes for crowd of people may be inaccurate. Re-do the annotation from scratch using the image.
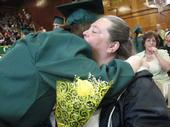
[0,9,35,46]
[132,24,170,54]
[135,31,170,101]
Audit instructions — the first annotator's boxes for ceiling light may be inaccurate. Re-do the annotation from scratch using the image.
[118,6,131,13]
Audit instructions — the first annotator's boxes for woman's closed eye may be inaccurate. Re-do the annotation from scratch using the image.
[90,25,100,34]
[92,30,98,33]
[91,27,101,34]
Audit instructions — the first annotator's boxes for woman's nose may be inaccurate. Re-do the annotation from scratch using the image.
[150,41,157,46]
[149,41,154,46]
[83,30,88,37]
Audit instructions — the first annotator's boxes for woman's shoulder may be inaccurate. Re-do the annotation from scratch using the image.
[135,51,145,57]
[125,70,157,96]
[158,49,168,54]
[124,70,165,101]
[158,49,170,58]
[116,70,169,127]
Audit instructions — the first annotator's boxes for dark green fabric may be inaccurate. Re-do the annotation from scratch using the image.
[133,26,142,34]
[0,46,4,54]
[133,34,144,53]
[56,0,104,18]
[66,9,98,25]
[17,88,55,127]
[0,28,134,126]
[99,59,135,107]
[54,16,64,25]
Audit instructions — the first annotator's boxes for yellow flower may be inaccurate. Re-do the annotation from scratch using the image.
[57,123,65,127]
[76,79,94,96]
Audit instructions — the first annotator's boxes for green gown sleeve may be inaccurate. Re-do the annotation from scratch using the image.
[99,60,134,107]
[0,28,134,125]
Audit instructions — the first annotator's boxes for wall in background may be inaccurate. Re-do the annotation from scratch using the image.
[21,0,70,31]
[104,0,170,32]
[1,0,170,32]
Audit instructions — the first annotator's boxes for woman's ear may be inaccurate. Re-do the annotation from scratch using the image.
[107,41,120,53]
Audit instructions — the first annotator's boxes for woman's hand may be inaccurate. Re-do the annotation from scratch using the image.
[145,47,158,61]
[151,47,158,55]
[152,48,170,72]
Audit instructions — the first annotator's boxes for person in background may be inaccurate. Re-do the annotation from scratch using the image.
[38,26,46,32]
[133,25,144,53]
[0,32,5,45]
[52,16,65,30]
[135,31,170,101]
[155,23,165,48]
[163,31,170,77]
[163,31,170,55]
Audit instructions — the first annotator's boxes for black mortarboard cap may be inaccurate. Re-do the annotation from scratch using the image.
[56,0,104,18]
[53,16,65,25]
[133,25,142,34]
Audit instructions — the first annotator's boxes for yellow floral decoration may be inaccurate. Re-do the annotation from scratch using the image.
[76,79,94,96]
[55,74,112,127]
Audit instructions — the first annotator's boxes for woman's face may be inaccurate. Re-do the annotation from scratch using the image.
[83,18,112,54]
[144,36,157,52]
[165,34,170,43]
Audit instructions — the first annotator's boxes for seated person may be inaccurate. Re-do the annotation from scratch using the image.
[136,31,170,100]
[163,31,170,76]
[164,31,170,55]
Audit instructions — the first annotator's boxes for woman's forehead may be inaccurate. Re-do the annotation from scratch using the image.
[92,18,112,29]
[146,36,156,40]
[166,34,170,38]
[95,18,111,24]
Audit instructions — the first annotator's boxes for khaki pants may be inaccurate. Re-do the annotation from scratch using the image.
[168,85,170,108]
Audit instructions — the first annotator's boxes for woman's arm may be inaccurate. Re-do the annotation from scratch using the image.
[125,55,142,73]
[152,48,170,72]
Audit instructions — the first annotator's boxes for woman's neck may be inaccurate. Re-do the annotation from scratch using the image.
[93,52,115,66]
[145,50,153,56]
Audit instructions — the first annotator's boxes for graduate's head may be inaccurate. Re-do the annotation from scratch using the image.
[53,16,65,29]
[66,8,99,37]
[134,25,142,34]
[83,15,132,65]
[56,0,103,37]
[142,31,160,51]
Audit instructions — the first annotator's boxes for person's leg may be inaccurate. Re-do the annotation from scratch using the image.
[0,120,11,127]
[17,89,55,127]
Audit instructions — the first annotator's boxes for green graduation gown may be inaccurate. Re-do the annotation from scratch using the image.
[0,28,134,127]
